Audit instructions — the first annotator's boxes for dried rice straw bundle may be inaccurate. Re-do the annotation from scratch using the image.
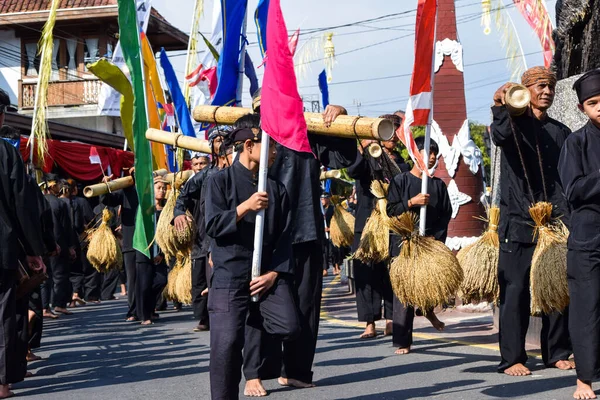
[458,206,500,303]
[86,208,123,273]
[165,256,183,301]
[355,181,390,263]
[174,256,193,305]
[156,174,194,262]
[330,195,355,248]
[529,201,569,315]
[388,212,463,311]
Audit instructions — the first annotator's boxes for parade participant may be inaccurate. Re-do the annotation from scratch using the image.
[320,193,335,276]
[134,176,168,325]
[100,168,139,319]
[204,126,300,400]
[0,131,46,399]
[42,176,76,317]
[491,66,573,377]
[558,69,600,400]
[386,137,451,354]
[173,126,234,333]
[348,114,410,339]
[191,155,210,173]
[248,92,357,389]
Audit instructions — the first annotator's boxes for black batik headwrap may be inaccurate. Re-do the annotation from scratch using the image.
[573,69,600,104]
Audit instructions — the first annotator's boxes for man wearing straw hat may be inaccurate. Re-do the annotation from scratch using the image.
[558,68,600,400]
[173,126,234,333]
[491,66,573,377]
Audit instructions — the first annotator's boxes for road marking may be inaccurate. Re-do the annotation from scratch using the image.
[320,275,542,359]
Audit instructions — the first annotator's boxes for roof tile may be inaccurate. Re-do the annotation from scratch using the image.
[0,0,117,14]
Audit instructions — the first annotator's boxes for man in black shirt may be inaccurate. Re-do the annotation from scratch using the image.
[558,69,600,400]
[491,66,573,377]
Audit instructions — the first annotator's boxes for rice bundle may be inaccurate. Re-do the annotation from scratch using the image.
[330,195,355,248]
[87,208,123,272]
[155,174,195,263]
[355,181,390,263]
[174,256,193,305]
[529,201,569,315]
[458,206,500,303]
[165,260,182,301]
[388,212,463,311]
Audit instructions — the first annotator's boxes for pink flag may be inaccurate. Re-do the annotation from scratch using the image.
[397,0,437,172]
[260,0,311,154]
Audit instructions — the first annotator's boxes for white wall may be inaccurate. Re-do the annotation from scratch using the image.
[0,30,21,105]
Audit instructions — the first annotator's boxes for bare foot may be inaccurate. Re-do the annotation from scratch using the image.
[244,379,267,397]
[574,379,596,399]
[278,377,315,388]
[140,320,153,325]
[359,323,377,339]
[43,310,59,319]
[27,350,42,362]
[54,307,73,315]
[384,320,393,336]
[504,363,531,376]
[0,384,14,399]
[323,269,329,277]
[555,360,576,370]
[126,316,138,322]
[425,311,445,332]
[395,347,411,355]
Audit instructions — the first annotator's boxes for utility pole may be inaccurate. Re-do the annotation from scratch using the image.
[353,99,362,116]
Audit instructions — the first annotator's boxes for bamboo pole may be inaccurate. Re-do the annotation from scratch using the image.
[146,128,212,154]
[83,169,168,198]
[320,170,342,180]
[192,105,394,140]
[163,170,193,184]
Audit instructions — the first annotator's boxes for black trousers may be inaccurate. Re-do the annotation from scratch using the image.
[280,241,324,384]
[81,248,101,300]
[70,245,85,297]
[322,239,332,271]
[497,241,572,372]
[40,257,53,310]
[28,286,43,349]
[392,297,415,348]
[567,249,600,382]
[135,254,156,322]
[49,253,72,308]
[209,279,300,400]
[192,257,209,324]
[0,269,27,385]
[101,251,132,301]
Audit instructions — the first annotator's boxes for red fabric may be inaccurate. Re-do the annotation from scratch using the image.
[397,0,436,173]
[200,66,218,98]
[260,0,311,154]
[19,137,134,182]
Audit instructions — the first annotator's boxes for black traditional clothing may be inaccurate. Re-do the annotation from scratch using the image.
[204,160,299,400]
[0,140,45,385]
[558,121,600,382]
[270,136,357,384]
[491,105,572,372]
[386,171,452,348]
[70,196,94,299]
[349,151,409,324]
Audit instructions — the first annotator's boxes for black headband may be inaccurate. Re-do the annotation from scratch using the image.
[573,69,600,104]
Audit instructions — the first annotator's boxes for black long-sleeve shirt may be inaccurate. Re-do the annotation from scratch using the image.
[348,151,410,234]
[558,121,600,251]
[270,135,357,244]
[205,161,293,289]
[174,166,217,260]
[491,106,571,243]
[72,196,94,235]
[386,172,452,243]
[45,194,74,252]
[0,140,46,269]
[100,185,138,252]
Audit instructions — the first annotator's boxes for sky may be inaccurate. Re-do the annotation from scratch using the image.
[152,0,557,125]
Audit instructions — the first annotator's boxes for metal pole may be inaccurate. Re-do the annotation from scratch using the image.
[419,0,438,236]
[250,133,270,302]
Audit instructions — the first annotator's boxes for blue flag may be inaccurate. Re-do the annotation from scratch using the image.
[318,69,330,108]
[159,48,196,138]
[212,0,248,107]
[254,0,269,57]
[244,52,260,98]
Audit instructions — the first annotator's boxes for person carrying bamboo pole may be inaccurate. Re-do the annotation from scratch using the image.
[347,113,410,340]
[204,126,300,400]
[386,137,451,354]
[558,69,600,400]
[173,126,234,333]
[491,66,574,377]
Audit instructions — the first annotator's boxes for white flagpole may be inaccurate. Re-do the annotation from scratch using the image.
[419,0,438,236]
[250,132,270,302]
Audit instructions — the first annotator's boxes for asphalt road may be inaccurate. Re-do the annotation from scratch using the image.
[14,276,579,400]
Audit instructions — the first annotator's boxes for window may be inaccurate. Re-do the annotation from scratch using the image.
[83,38,99,71]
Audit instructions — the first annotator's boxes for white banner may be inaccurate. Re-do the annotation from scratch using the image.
[97,0,152,116]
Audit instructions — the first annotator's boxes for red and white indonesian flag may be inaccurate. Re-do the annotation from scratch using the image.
[397,0,437,172]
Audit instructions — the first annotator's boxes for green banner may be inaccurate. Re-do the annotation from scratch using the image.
[117,0,154,258]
